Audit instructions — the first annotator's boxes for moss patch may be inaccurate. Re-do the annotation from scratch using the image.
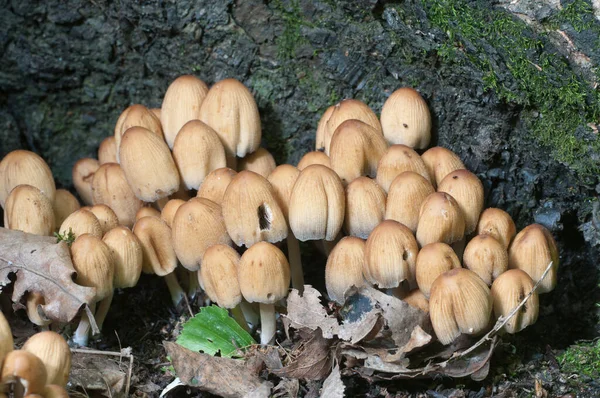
[559,340,600,380]
[272,0,312,60]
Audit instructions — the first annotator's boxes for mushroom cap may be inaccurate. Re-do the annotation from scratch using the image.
[135,206,161,222]
[222,170,287,247]
[421,146,465,188]
[239,147,277,178]
[53,189,81,229]
[463,234,508,286]
[72,158,100,206]
[5,185,55,236]
[437,169,484,234]
[0,310,13,366]
[344,177,386,239]
[0,150,56,209]
[238,242,290,304]
[161,75,209,148]
[329,119,389,185]
[508,224,559,294]
[89,204,119,236]
[380,87,431,149]
[133,216,178,276]
[199,78,261,158]
[98,136,118,165]
[22,331,71,387]
[325,236,367,304]
[364,220,419,289]
[103,226,143,289]
[71,234,114,300]
[172,198,232,271]
[315,105,335,151]
[491,269,539,334]
[297,151,331,170]
[415,242,462,297]
[376,145,431,192]
[59,209,103,240]
[476,208,516,249]
[200,244,242,309]
[416,192,465,247]
[385,171,435,232]
[160,199,186,228]
[402,289,429,313]
[289,164,345,241]
[196,167,238,205]
[119,126,180,202]
[0,350,48,395]
[26,293,50,327]
[114,104,164,158]
[172,120,227,190]
[429,268,492,345]
[267,164,300,220]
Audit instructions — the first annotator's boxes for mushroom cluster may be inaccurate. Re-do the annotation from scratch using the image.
[0,75,559,348]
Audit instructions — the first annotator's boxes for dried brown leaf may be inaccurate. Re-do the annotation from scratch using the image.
[272,378,299,398]
[285,286,339,339]
[319,364,345,398]
[0,228,96,325]
[274,330,332,381]
[70,350,127,396]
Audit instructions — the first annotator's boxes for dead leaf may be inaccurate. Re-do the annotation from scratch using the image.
[337,292,382,343]
[285,286,339,339]
[274,329,332,381]
[319,364,344,398]
[70,350,128,396]
[273,378,299,398]
[164,341,272,398]
[0,228,96,324]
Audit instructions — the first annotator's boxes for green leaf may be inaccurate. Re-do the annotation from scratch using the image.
[176,306,255,358]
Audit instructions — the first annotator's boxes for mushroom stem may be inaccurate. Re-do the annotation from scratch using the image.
[73,302,96,347]
[188,270,200,298]
[259,303,276,345]
[94,290,114,331]
[164,272,185,306]
[240,301,260,327]
[321,239,336,256]
[230,304,251,333]
[287,231,304,293]
[226,154,237,170]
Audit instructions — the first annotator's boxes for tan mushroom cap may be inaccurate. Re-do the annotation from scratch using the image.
[380,87,431,149]
[491,269,539,334]
[364,220,419,289]
[402,289,429,313]
[344,177,386,239]
[103,226,143,289]
[114,104,164,158]
[22,331,71,387]
[161,75,209,148]
[463,234,508,286]
[385,171,435,232]
[239,147,277,178]
[325,237,367,304]
[53,189,81,229]
[415,242,462,298]
[200,244,242,309]
[197,167,238,205]
[329,119,388,185]
[416,192,465,247]
[172,120,227,190]
[315,105,335,151]
[172,198,232,271]
[59,209,103,240]
[26,293,50,327]
[267,164,300,220]
[72,158,100,206]
[376,145,431,192]
[0,350,48,395]
[476,208,516,249]
[421,146,465,188]
[429,268,492,345]
[71,234,114,301]
[98,136,118,165]
[437,169,484,235]
[0,310,13,365]
[297,151,331,170]
[89,204,119,236]
[133,216,178,276]
[238,242,290,304]
[5,185,55,236]
[160,199,186,228]
[0,150,56,209]
[508,224,559,294]
[136,206,161,221]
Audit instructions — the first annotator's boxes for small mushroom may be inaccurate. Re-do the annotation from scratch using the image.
[437,169,484,235]
[25,293,50,328]
[297,151,331,170]
[196,167,237,205]
[89,204,119,236]
[463,234,508,286]
[315,105,335,151]
[491,269,539,334]
[421,146,465,188]
[0,310,13,365]
[0,350,47,396]
[98,136,118,165]
[416,192,465,248]
[380,87,431,149]
[4,185,55,236]
[239,147,277,178]
[0,150,56,209]
[22,331,71,387]
[72,158,100,206]
[344,177,386,239]
[114,104,164,159]
[136,206,161,221]
[58,209,103,240]
[325,237,367,304]
[376,145,431,192]
[476,208,516,249]
[402,289,429,313]
[415,242,461,298]
[385,171,435,233]
[160,199,186,228]
[53,189,81,230]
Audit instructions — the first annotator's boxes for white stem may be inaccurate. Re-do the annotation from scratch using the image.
[164,272,185,306]
[188,270,200,298]
[94,290,114,331]
[287,232,304,293]
[73,302,96,347]
[240,301,260,327]
[231,304,251,333]
[259,303,276,345]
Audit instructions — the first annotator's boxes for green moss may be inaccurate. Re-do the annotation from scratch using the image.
[272,0,311,60]
[426,0,600,182]
[559,340,600,380]
[548,0,597,32]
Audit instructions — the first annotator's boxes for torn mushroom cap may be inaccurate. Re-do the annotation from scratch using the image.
[376,144,431,192]
[315,105,335,151]
[463,234,508,286]
[289,164,345,242]
[344,177,386,239]
[59,209,103,240]
[89,204,119,235]
[322,99,382,155]
[160,199,186,228]
[385,171,435,233]
[437,169,484,235]
[415,242,462,298]
[5,185,55,236]
[267,164,300,220]
[98,136,118,165]
[26,293,50,327]
[196,167,237,205]
[103,226,143,289]
[403,289,429,313]
[133,216,178,276]
[238,242,290,304]
[172,120,226,190]
[297,151,331,170]
[200,244,242,308]
[476,208,517,249]
[0,149,56,209]
[161,75,209,148]
[508,224,559,294]
[380,87,431,149]
[239,147,277,178]
[22,331,70,387]
[199,78,261,158]
[0,310,13,365]
[421,146,466,188]
[429,268,492,345]
[53,189,81,229]
[71,233,114,301]
[91,162,144,228]
[136,206,161,221]
[491,269,539,334]
[172,197,232,271]
[119,126,180,202]
[0,350,47,395]
[72,158,100,206]
[325,236,367,304]
[114,104,164,158]
[416,192,465,247]
[364,220,419,289]
[329,119,388,185]
[222,170,287,247]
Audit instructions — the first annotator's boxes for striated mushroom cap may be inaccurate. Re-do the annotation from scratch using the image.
[491,269,539,334]
[239,147,277,178]
[114,104,164,158]
[437,169,484,235]
[22,331,71,387]
[200,244,242,309]
[267,164,300,221]
[98,136,118,165]
[416,192,465,247]
[238,242,290,304]
[297,151,331,170]
[5,185,55,236]
[133,216,178,276]
[463,234,508,286]
[72,158,100,206]
[376,145,431,192]
[421,146,465,188]
[197,167,238,206]
[71,234,114,301]
[0,150,56,209]
[385,171,435,232]
[344,177,386,239]
[89,204,119,236]
[380,87,431,149]
[103,226,143,289]
[325,237,367,304]
[53,189,81,229]
[0,350,47,396]
[415,242,462,298]
[476,208,516,249]
[59,209,103,240]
